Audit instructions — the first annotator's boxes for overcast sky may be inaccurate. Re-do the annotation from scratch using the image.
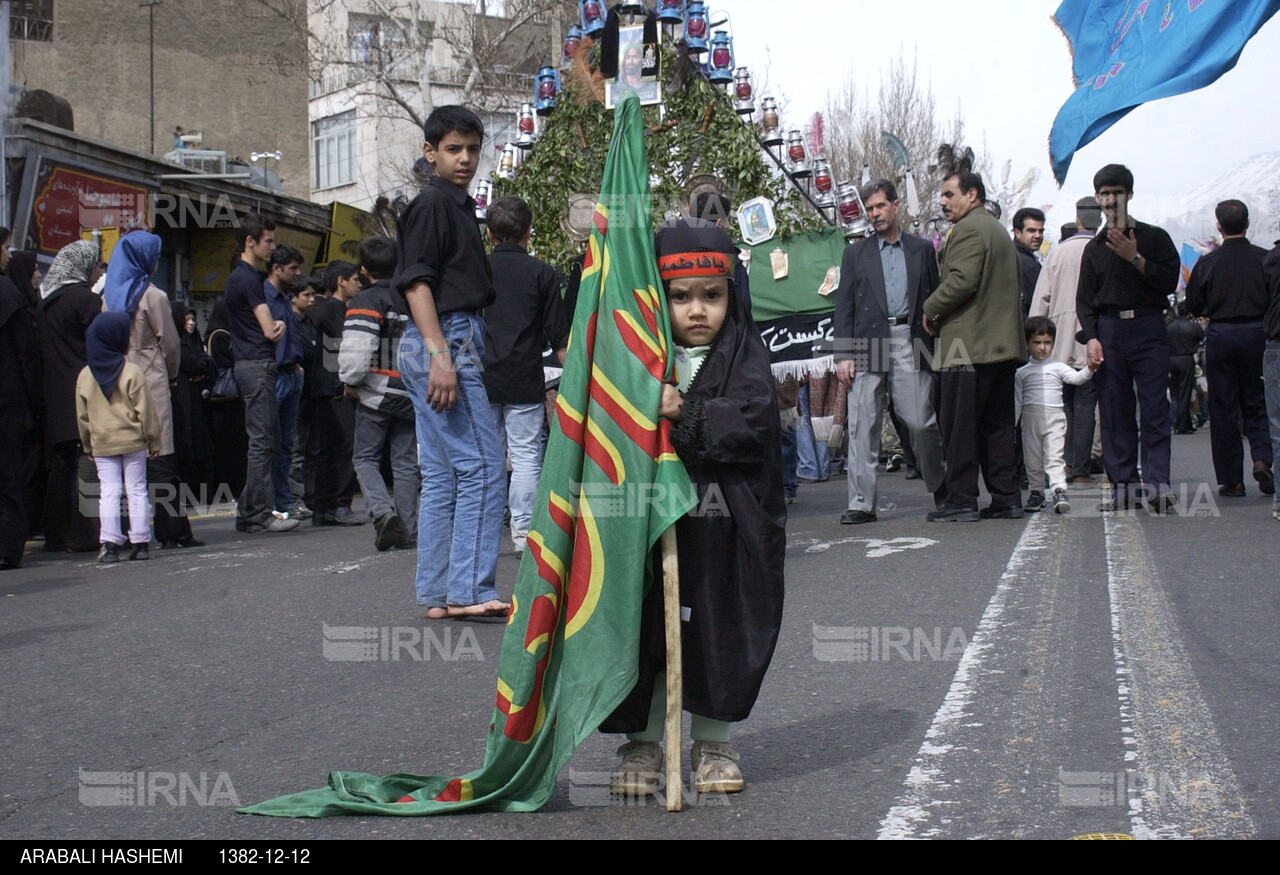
[725,0,1280,229]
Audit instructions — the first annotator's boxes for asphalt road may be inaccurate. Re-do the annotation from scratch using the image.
[3,428,1276,841]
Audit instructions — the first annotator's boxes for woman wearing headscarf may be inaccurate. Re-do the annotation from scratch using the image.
[75,311,162,562]
[38,239,104,552]
[102,231,200,548]
[5,248,46,546]
[171,304,217,498]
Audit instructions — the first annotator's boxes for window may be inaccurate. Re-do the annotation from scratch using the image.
[313,111,356,190]
[347,13,430,77]
[10,0,54,41]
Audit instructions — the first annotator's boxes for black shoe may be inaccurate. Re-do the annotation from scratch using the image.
[322,507,365,526]
[979,504,1025,519]
[1147,491,1177,514]
[161,536,205,549]
[130,543,150,561]
[839,510,878,525]
[904,466,921,480]
[374,513,405,552]
[0,557,22,570]
[885,453,903,473]
[927,505,980,522]
[99,543,120,564]
[1023,491,1046,513]
[1254,463,1275,496]
[235,518,248,532]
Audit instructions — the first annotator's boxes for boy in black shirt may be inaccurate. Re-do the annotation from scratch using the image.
[394,105,508,618]
[482,196,568,553]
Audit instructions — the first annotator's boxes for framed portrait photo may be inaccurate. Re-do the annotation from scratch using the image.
[606,24,662,108]
[737,196,777,246]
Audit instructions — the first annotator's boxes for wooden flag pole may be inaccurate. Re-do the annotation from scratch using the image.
[660,524,683,812]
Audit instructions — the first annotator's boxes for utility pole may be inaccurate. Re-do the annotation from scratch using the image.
[140,0,163,153]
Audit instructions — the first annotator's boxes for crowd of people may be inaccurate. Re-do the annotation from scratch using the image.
[2,104,1278,798]
[823,163,1279,526]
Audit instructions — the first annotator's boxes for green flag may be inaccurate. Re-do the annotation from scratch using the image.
[241,95,695,817]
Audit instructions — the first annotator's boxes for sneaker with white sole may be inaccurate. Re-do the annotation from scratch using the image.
[691,741,744,794]
[610,741,662,797]
[1052,488,1071,514]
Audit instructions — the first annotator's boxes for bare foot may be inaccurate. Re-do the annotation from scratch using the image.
[446,600,511,619]
[425,607,449,620]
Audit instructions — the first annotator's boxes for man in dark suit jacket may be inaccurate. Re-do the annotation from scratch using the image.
[834,179,946,524]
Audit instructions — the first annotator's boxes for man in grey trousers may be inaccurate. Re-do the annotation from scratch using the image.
[834,179,947,524]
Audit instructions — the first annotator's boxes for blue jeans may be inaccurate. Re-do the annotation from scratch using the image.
[234,358,279,526]
[273,367,304,512]
[491,401,548,550]
[796,383,829,480]
[399,313,504,607]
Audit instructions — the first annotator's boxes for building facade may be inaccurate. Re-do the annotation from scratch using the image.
[7,0,311,200]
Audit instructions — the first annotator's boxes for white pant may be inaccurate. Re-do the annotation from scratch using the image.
[1021,404,1068,493]
[491,402,548,551]
[845,326,946,513]
[95,450,151,546]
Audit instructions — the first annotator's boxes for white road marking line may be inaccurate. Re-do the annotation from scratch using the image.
[789,536,937,557]
[1103,512,1256,839]
[876,515,1053,839]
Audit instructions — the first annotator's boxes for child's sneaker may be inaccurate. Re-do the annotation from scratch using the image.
[1052,488,1071,514]
[1023,491,1045,512]
[610,741,662,797]
[691,741,744,794]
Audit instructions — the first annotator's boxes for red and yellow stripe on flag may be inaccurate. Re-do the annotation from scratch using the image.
[240,94,694,818]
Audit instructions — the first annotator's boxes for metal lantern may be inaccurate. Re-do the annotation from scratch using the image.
[497,144,519,181]
[684,2,709,53]
[562,25,583,64]
[812,157,835,206]
[707,30,734,84]
[515,103,536,148]
[474,178,493,221]
[732,67,755,115]
[656,0,685,25]
[759,97,782,146]
[579,0,606,38]
[837,181,872,237]
[534,66,560,115]
[785,129,811,178]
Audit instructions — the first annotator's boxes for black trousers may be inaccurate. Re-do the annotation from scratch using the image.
[310,395,359,515]
[1169,353,1196,433]
[42,441,100,552]
[148,453,194,543]
[1205,322,1272,485]
[0,410,27,563]
[937,361,1020,510]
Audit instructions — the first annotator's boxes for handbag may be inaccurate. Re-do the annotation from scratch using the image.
[205,328,240,401]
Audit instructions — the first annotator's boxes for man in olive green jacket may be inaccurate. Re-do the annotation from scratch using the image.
[922,171,1024,521]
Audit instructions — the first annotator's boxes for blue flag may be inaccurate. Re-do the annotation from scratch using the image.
[1049,0,1280,184]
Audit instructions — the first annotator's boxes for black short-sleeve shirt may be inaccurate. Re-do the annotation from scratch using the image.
[393,176,494,315]
[225,259,274,361]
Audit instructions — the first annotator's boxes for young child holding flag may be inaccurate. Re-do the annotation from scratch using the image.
[601,219,786,796]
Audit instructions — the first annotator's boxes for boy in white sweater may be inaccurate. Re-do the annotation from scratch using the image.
[1015,316,1097,513]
